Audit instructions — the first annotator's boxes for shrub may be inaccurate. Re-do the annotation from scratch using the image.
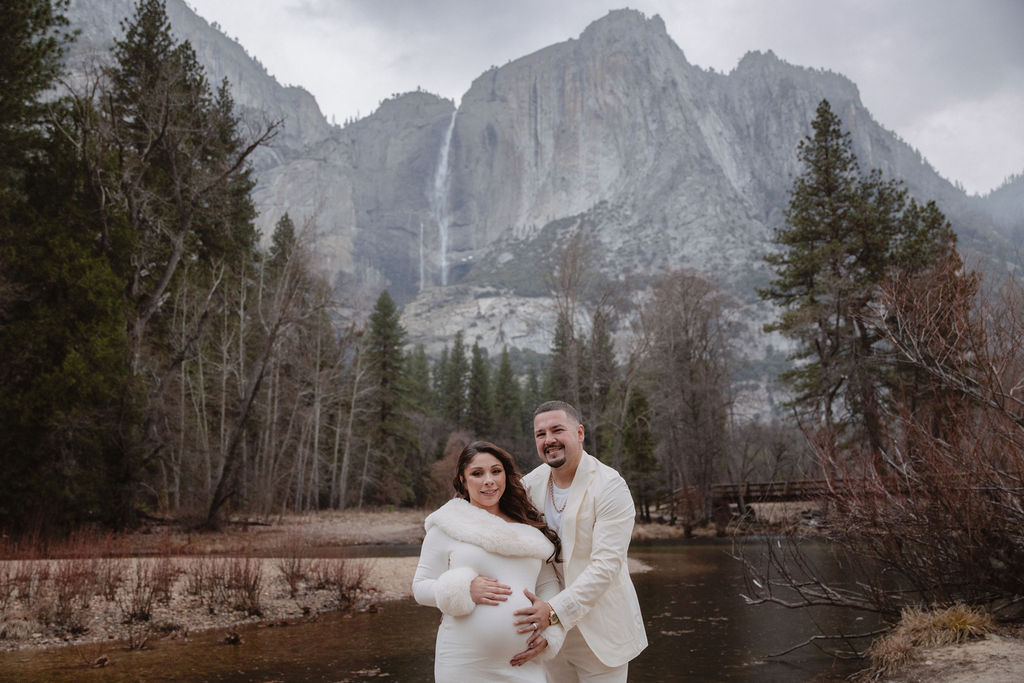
[311,558,373,609]
[225,557,263,616]
[96,556,126,601]
[117,561,156,624]
[51,559,96,633]
[274,534,310,599]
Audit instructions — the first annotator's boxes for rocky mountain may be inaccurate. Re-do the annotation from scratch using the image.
[63,2,1023,407]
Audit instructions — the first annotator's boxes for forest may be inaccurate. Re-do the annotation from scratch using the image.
[0,0,801,534]
[4,4,1024,623]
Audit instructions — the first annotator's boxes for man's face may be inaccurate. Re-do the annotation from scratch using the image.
[534,409,584,470]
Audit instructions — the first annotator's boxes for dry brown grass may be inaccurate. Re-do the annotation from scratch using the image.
[116,507,430,557]
[866,604,995,678]
[1,501,695,654]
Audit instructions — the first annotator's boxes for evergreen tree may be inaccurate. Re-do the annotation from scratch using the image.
[432,345,449,408]
[441,331,469,427]
[92,0,264,358]
[579,307,618,457]
[621,389,658,521]
[361,290,408,503]
[0,113,129,531]
[366,290,406,442]
[760,99,957,457]
[466,341,493,435]
[0,0,71,199]
[68,0,273,523]
[522,364,542,432]
[492,347,523,440]
[544,311,581,404]
[268,212,297,272]
[404,344,434,415]
[0,0,135,531]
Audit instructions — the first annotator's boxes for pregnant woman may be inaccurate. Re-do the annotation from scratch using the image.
[413,441,565,681]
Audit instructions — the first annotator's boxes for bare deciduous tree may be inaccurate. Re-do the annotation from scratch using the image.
[741,255,1024,656]
[636,271,736,526]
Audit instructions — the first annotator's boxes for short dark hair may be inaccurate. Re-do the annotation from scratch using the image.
[533,400,582,426]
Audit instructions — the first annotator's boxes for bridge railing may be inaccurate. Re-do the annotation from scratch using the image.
[672,479,853,506]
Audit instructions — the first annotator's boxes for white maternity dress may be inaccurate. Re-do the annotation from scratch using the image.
[413,498,565,682]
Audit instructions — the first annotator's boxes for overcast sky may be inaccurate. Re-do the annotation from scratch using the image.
[185,0,1023,196]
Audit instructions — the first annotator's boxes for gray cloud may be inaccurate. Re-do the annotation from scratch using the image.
[190,0,1024,193]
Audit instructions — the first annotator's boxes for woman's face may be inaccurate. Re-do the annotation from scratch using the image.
[462,451,506,513]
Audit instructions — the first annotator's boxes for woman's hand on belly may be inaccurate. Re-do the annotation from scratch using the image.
[470,575,512,605]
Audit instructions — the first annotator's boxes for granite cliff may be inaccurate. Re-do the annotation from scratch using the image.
[63,2,1022,388]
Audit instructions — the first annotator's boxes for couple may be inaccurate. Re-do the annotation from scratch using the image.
[413,400,648,681]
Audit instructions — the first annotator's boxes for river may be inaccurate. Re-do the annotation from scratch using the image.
[0,539,881,681]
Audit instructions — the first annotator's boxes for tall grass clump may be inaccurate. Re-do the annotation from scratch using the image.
[865,604,994,679]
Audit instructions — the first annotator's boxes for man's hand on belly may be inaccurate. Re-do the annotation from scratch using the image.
[512,588,551,632]
[510,629,548,666]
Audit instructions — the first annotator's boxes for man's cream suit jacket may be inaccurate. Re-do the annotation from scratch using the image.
[523,450,648,667]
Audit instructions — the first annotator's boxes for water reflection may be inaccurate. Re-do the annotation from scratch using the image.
[629,541,877,681]
[0,540,878,681]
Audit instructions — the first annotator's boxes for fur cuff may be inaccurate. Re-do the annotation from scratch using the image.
[433,566,477,616]
[538,624,566,662]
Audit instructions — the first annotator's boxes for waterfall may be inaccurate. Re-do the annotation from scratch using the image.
[418,219,425,293]
[429,110,457,286]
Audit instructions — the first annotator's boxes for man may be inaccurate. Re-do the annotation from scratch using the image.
[511,400,647,681]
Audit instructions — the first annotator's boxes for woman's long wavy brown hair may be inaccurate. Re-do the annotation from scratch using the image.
[453,441,561,563]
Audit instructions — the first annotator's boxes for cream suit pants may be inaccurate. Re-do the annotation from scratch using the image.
[543,628,628,683]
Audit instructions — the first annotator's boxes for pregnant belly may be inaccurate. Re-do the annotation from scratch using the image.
[447,592,532,661]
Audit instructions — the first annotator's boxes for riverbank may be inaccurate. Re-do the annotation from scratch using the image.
[3,506,1022,683]
[877,627,1024,683]
[0,507,672,654]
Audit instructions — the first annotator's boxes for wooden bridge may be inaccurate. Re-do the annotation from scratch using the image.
[709,479,843,505]
[665,479,849,521]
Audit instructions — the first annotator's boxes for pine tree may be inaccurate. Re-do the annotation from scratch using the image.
[522,364,542,433]
[466,341,493,435]
[545,311,581,404]
[268,212,297,271]
[441,331,469,427]
[404,344,434,415]
[432,345,449,407]
[357,290,408,504]
[62,0,276,524]
[579,307,618,457]
[0,0,71,198]
[621,389,658,521]
[492,347,523,440]
[91,0,267,365]
[366,290,406,442]
[760,99,958,457]
[0,0,133,531]
[0,121,130,531]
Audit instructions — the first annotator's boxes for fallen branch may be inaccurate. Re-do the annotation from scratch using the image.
[767,628,890,658]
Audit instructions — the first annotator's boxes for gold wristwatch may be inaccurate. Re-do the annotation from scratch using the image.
[549,607,560,625]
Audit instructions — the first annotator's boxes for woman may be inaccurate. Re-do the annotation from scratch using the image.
[413,441,565,681]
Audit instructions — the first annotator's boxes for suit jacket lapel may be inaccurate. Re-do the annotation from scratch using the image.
[529,467,548,511]
[559,450,594,562]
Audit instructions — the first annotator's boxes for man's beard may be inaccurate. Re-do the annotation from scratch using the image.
[544,446,566,468]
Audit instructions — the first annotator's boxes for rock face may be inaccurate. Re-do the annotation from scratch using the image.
[63,3,1022,372]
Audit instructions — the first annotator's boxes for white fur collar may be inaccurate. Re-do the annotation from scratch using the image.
[425,498,554,560]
